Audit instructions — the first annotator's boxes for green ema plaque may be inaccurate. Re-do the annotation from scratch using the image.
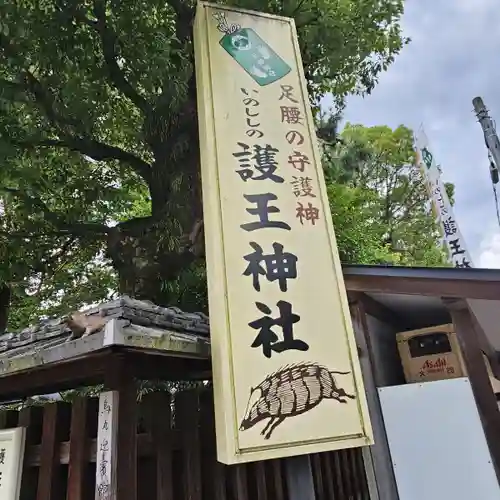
[218,27,291,86]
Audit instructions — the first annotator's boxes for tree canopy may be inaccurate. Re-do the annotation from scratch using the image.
[325,123,450,267]
[0,0,408,331]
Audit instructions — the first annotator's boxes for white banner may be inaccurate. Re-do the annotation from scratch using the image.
[415,127,473,268]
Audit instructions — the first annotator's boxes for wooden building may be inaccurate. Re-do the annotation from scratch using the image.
[344,264,500,499]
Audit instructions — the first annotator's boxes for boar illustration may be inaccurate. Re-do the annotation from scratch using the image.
[239,362,355,440]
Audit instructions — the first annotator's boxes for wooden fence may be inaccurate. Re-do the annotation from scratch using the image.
[0,388,371,500]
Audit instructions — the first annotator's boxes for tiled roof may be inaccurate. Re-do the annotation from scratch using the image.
[0,296,210,357]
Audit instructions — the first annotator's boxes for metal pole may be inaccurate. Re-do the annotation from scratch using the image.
[473,97,500,171]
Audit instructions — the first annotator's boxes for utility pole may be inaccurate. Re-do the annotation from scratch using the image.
[472,97,500,224]
[472,97,500,183]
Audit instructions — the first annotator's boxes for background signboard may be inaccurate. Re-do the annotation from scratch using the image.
[194,2,372,464]
[415,127,473,268]
[0,427,25,500]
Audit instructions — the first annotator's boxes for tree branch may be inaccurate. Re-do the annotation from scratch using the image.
[8,136,152,184]
[0,229,104,239]
[57,1,99,28]
[166,0,195,46]
[0,32,83,132]
[92,0,150,114]
[0,188,112,238]
[0,79,29,103]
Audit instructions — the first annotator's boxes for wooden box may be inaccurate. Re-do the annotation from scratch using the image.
[397,324,466,383]
[397,323,500,395]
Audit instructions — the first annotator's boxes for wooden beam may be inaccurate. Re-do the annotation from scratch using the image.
[345,274,500,300]
[0,332,106,378]
[0,348,210,402]
[0,319,210,380]
[121,349,210,381]
[348,291,407,330]
[470,310,500,381]
[0,350,111,402]
[443,297,500,482]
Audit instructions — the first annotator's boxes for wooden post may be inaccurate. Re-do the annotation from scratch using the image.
[444,297,500,482]
[95,390,119,500]
[67,397,89,500]
[95,376,137,500]
[115,379,138,500]
[37,403,62,500]
[362,447,380,500]
[349,293,400,500]
[96,319,137,500]
[284,455,316,500]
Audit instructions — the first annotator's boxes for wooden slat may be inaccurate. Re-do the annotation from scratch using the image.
[271,460,285,500]
[199,389,226,500]
[284,455,316,500]
[231,465,249,500]
[66,397,88,500]
[334,451,348,499]
[177,390,203,500]
[255,461,268,500]
[18,406,43,500]
[311,454,325,500]
[348,449,361,499]
[322,452,336,499]
[18,405,45,443]
[37,403,62,500]
[341,450,355,498]
[353,449,369,499]
[144,392,174,500]
[116,383,138,500]
[137,453,156,500]
[0,409,19,429]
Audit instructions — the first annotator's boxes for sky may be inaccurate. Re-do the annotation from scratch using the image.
[327,0,500,268]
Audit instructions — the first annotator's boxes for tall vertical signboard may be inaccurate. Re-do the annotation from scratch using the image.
[194,3,372,464]
[415,127,473,268]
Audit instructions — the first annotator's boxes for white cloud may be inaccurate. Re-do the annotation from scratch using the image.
[478,231,500,268]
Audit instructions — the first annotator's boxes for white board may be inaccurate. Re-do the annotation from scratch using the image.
[0,428,25,500]
[379,378,499,500]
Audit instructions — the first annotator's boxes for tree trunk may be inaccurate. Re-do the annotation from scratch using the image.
[106,105,206,310]
[106,223,206,311]
[106,77,207,310]
[0,284,11,334]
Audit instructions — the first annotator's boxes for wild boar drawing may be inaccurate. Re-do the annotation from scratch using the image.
[239,361,355,440]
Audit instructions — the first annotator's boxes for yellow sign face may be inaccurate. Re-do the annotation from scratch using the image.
[194,2,373,464]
